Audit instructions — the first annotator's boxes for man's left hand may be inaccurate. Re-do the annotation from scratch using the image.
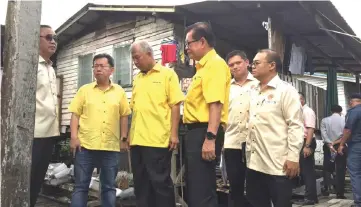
[303,147,312,158]
[169,136,179,151]
[283,160,299,179]
[120,139,129,151]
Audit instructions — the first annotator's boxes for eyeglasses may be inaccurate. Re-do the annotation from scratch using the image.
[250,61,274,67]
[92,64,111,69]
[185,39,200,48]
[40,34,58,42]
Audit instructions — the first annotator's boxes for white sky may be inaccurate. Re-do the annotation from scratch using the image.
[0,0,360,38]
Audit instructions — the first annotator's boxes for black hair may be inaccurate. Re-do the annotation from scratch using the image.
[185,22,216,47]
[226,50,248,63]
[93,53,114,67]
[40,25,52,29]
[331,105,342,113]
[257,49,282,72]
[298,92,306,102]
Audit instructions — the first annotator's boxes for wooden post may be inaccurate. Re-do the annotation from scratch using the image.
[268,14,286,79]
[1,1,42,206]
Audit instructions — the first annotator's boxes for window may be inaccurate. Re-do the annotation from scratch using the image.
[78,53,93,88]
[114,45,132,87]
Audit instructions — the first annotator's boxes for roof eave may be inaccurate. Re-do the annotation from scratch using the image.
[55,4,176,36]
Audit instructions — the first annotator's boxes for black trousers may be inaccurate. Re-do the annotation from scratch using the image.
[184,124,220,207]
[224,148,250,207]
[30,137,57,207]
[130,146,175,207]
[246,168,292,207]
[322,143,347,196]
[299,139,318,201]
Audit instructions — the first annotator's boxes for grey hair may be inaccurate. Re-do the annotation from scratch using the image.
[130,40,154,56]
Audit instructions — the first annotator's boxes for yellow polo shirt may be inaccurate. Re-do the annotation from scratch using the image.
[68,82,131,152]
[183,49,231,124]
[129,63,184,148]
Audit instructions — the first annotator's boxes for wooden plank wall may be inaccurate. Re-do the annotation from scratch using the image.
[56,16,175,128]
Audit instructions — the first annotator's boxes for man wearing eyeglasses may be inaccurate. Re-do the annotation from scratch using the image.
[183,22,231,207]
[68,53,131,207]
[245,49,303,207]
[30,25,60,207]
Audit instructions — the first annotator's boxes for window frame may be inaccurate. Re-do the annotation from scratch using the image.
[77,53,94,89]
[113,45,132,88]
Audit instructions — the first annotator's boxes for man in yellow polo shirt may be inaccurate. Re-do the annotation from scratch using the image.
[183,22,231,207]
[68,53,131,207]
[129,40,184,207]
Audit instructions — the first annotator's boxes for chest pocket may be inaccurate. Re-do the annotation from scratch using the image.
[186,75,202,100]
[149,80,167,105]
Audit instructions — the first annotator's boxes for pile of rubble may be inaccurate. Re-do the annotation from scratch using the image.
[44,163,135,199]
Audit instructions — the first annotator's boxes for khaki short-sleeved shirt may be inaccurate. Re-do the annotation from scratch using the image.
[224,73,258,149]
[246,75,304,176]
[34,56,60,138]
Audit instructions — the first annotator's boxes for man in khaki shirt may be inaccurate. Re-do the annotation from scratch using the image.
[223,50,257,207]
[245,49,304,207]
[31,25,60,207]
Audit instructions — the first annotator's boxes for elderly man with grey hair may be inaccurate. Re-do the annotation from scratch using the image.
[128,40,184,207]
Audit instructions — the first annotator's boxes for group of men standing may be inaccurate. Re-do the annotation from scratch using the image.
[30,22,361,207]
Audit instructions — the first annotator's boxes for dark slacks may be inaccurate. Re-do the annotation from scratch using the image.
[299,139,318,201]
[184,124,219,207]
[224,148,250,207]
[131,146,175,207]
[30,137,57,207]
[323,143,347,196]
[246,168,292,207]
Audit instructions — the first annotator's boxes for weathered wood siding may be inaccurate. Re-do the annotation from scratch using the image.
[56,16,175,128]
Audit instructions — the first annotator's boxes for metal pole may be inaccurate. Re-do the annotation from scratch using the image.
[1,1,42,206]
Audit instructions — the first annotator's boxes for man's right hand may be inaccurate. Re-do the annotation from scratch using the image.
[328,144,337,153]
[70,137,81,158]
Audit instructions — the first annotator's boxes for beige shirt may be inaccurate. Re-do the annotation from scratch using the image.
[34,56,59,138]
[246,75,304,176]
[302,104,316,138]
[224,73,258,149]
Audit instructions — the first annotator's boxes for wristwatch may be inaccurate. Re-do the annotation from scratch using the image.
[206,132,217,140]
[305,143,311,148]
[121,137,128,142]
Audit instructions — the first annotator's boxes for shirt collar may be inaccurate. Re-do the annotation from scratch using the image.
[196,49,217,71]
[231,72,256,84]
[302,104,309,110]
[91,80,114,89]
[348,104,361,111]
[39,55,53,66]
[152,63,162,72]
[258,74,281,89]
[141,63,162,74]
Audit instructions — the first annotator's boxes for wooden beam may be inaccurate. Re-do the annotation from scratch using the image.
[1,1,42,206]
[299,1,361,66]
[267,14,287,79]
